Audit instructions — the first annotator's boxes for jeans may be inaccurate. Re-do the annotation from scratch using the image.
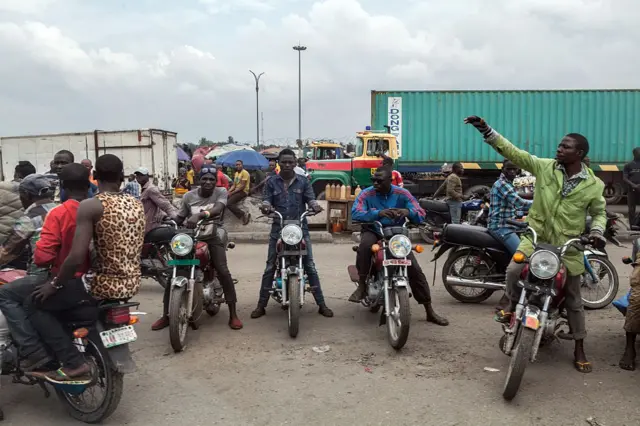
[24,278,96,369]
[258,227,325,307]
[0,273,48,356]
[447,200,462,224]
[489,228,521,256]
[227,192,248,220]
[161,233,237,315]
[505,260,586,340]
[356,231,432,304]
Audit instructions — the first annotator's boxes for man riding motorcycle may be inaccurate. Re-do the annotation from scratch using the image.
[25,154,146,383]
[251,148,333,319]
[464,116,606,374]
[350,167,448,326]
[151,166,243,331]
[488,160,532,256]
[0,173,75,370]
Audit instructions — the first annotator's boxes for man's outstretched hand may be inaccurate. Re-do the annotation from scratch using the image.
[464,116,492,137]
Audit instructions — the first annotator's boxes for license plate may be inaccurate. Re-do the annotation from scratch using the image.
[100,325,137,348]
[167,259,200,266]
[382,259,412,266]
[523,316,539,330]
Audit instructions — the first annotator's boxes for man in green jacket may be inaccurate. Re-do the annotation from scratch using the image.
[464,116,606,374]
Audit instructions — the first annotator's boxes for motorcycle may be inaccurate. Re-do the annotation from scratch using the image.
[418,196,484,244]
[166,219,234,352]
[432,210,620,309]
[263,208,318,338]
[347,220,425,350]
[0,268,140,423]
[498,220,591,400]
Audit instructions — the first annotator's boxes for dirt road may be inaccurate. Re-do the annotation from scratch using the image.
[1,244,638,425]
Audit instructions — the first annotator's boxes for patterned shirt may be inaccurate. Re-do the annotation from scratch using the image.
[556,163,589,197]
[488,175,532,231]
[122,181,141,199]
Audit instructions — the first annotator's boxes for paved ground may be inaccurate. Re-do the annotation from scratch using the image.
[1,244,639,425]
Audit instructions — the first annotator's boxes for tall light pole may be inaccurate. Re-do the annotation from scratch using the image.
[249,70,264,150]
[292,44,306,144]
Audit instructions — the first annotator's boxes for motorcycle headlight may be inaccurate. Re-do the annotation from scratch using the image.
[281,224,303,245]
[529,250,560,280]
[388,235,412,258]
[170,233,194,256]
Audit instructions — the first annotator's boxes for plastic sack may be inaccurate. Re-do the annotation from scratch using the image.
[613,289,631,316]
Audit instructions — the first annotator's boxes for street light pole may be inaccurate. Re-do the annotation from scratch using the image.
[249,70,264,150]
[292,44,307,145]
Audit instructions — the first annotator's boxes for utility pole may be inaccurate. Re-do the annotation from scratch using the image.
[292,44,307,144]
[249,70,264,150]
[261,112,264,145]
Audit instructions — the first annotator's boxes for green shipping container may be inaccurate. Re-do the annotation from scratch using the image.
[371,89,640,167]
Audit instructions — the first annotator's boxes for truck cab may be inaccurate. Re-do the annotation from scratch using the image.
[306,128,398,199]
[303,142,345,161]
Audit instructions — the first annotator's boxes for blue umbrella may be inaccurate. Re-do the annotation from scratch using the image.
[177,147,190,161]
[215,150,269,171]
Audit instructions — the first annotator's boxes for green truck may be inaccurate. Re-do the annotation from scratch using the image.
[307,89,640,203]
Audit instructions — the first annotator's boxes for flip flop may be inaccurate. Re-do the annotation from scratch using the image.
[229,318,243,330]
[574,360,593,373]
[28,368,92,385]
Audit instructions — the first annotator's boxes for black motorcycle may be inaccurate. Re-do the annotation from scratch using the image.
[418,196,485,244]
[432,210,620,308]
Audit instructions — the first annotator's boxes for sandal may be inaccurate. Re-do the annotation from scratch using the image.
[28,368,92,385]
[574,360,593,374]
[229,318,243,330]
[494,310,513,323]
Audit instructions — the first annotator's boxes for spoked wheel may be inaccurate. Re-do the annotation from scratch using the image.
[288,275,301,338]
[57,335,124,423]
[442,249,497,303]
[418,224,436,245]
[503,327,534,401]
[582,255,619,310]
[387,287,411,350]
[169,286,189,352]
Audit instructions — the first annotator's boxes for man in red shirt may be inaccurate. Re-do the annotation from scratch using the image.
[382,156,404,188]
[215,164,230,189]
[0,164,90,371]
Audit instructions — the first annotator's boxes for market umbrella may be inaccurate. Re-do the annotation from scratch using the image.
[177,147,190,161]
[215,150,269,171]
[206,144,254,159]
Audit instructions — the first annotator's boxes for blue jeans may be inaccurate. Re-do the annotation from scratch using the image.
[258,227,325,307]
[447,200,462,224]
[0,273,48,356]
[489,228,521,256]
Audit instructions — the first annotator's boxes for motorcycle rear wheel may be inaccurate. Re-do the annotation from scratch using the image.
[387,287,411,350]
[418,224,435,245]
[288,275,301,338]
[582,255,619,310]
[57,334,124,423]
[503,327,535,401]
[442,249,496,303]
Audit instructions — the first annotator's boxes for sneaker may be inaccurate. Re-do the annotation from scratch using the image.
[318,304,334,318]
[251,306,266,319]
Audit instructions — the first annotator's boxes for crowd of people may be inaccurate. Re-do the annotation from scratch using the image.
[0,115,635,416]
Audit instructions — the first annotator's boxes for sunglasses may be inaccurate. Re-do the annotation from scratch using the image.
[200,167,217,176]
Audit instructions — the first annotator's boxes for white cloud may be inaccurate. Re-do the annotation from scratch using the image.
[0,0,58,14]
[0,0,639,144]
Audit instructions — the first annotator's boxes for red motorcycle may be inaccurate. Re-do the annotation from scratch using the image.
[499,219,592,401]
[0,268,140,423]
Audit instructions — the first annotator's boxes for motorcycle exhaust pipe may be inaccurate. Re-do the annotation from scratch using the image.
[445,276,506,291]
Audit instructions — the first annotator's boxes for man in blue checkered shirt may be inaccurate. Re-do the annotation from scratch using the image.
[488,160,532,255]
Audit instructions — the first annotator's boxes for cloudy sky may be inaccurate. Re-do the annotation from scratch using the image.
[0,0,638,145]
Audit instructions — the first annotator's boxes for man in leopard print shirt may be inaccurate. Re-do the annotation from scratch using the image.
[26,154,145,382]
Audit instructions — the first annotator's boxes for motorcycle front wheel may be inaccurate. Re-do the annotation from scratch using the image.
[503,327,534,401]
[387,287,411,350]
[57,334,124,423]
[169,284,190,352]
[288,275,301,338]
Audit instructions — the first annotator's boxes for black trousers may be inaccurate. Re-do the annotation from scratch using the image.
[356,231,432,304]
[24,278,96,369]
[629,189,640,227]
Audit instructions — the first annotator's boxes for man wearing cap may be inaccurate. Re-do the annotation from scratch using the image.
[0,175,57,270]
[135,167,179,233]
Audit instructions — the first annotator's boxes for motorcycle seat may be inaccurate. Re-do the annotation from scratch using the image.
[420,199,449,213]
[144,226,177,244]
[443,224,505,251]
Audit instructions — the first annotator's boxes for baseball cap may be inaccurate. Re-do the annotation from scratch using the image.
[19,174,53,197]
[134,167,149,176]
